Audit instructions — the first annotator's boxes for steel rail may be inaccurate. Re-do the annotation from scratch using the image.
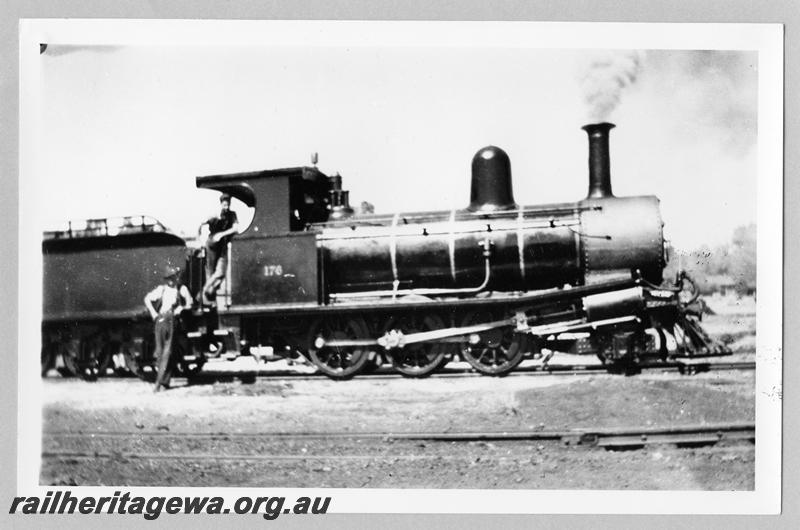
[185,359,756,380]
[43,446,754,463]
[40,452,542,462]
[43,422,754,451]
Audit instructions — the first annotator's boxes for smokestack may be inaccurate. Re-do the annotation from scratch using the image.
[582,122,615,199]
[467,146,517,212]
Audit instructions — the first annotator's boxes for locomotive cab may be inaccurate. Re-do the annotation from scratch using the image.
[195,166,334,309]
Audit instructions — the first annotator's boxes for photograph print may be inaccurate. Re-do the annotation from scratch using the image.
[19,20,782,514]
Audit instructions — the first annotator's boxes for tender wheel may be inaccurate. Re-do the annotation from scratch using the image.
[460,310,524,376]
[59,338,101,380]
[58,339,82,378]
[41,342,57,376]
[308,316,371,380]
[122,335,154,381]
[386,314,449,378]
[95,339,117,376]
[103,341,129,376]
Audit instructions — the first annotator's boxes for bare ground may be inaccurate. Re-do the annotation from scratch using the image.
[40,369,754,490]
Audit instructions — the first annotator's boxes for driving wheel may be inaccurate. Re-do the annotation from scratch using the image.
[308,316,371,380]
[386,313,449,378]
[460,310,524,376]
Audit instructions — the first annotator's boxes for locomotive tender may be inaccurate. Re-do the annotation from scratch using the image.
[41,123,728,380]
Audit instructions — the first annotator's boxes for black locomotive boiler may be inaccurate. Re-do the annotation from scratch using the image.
[42,122,728,380]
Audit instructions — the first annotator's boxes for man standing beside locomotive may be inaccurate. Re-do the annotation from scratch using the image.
[144,266,193,393]
[199,193,239,305]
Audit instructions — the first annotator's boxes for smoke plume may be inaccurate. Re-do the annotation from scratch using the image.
[580,50,645,122]
[654,50,757,154]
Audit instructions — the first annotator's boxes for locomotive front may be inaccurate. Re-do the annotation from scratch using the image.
[318,122,665,298]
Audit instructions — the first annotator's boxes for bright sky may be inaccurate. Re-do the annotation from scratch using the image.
[29,44,757,250]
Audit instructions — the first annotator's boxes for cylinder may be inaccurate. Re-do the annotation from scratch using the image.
[468,146,517,212]
[583,122,615,199]
[582,287,645,321]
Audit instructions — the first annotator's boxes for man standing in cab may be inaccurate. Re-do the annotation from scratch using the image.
[144,266,193,393]
[199,193,239,305]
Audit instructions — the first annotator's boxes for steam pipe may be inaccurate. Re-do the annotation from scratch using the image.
[583,122,616,199]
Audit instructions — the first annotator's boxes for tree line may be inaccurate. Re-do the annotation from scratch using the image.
[663,224,756,296]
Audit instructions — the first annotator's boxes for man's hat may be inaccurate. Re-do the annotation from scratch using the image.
[219,192,232,203]
[163,266,181,279]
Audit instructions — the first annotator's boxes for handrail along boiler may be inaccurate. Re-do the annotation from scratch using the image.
[41,122,728,379]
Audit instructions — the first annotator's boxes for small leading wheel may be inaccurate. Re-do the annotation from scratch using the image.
[460,310,524,376]
[308,316,371,380]
[593,333,612,365]
[386,314,449,378]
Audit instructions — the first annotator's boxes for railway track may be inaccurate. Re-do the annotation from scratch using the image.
[196,360,756,381]
[43,358,756,383]
[43,422,755,463]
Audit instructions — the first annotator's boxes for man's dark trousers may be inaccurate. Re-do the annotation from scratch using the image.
[153,313,176,389]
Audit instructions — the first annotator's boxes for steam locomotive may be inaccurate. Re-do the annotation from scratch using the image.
[41,123,728,380]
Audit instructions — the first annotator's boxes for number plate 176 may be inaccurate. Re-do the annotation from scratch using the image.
[263,265,284,277]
